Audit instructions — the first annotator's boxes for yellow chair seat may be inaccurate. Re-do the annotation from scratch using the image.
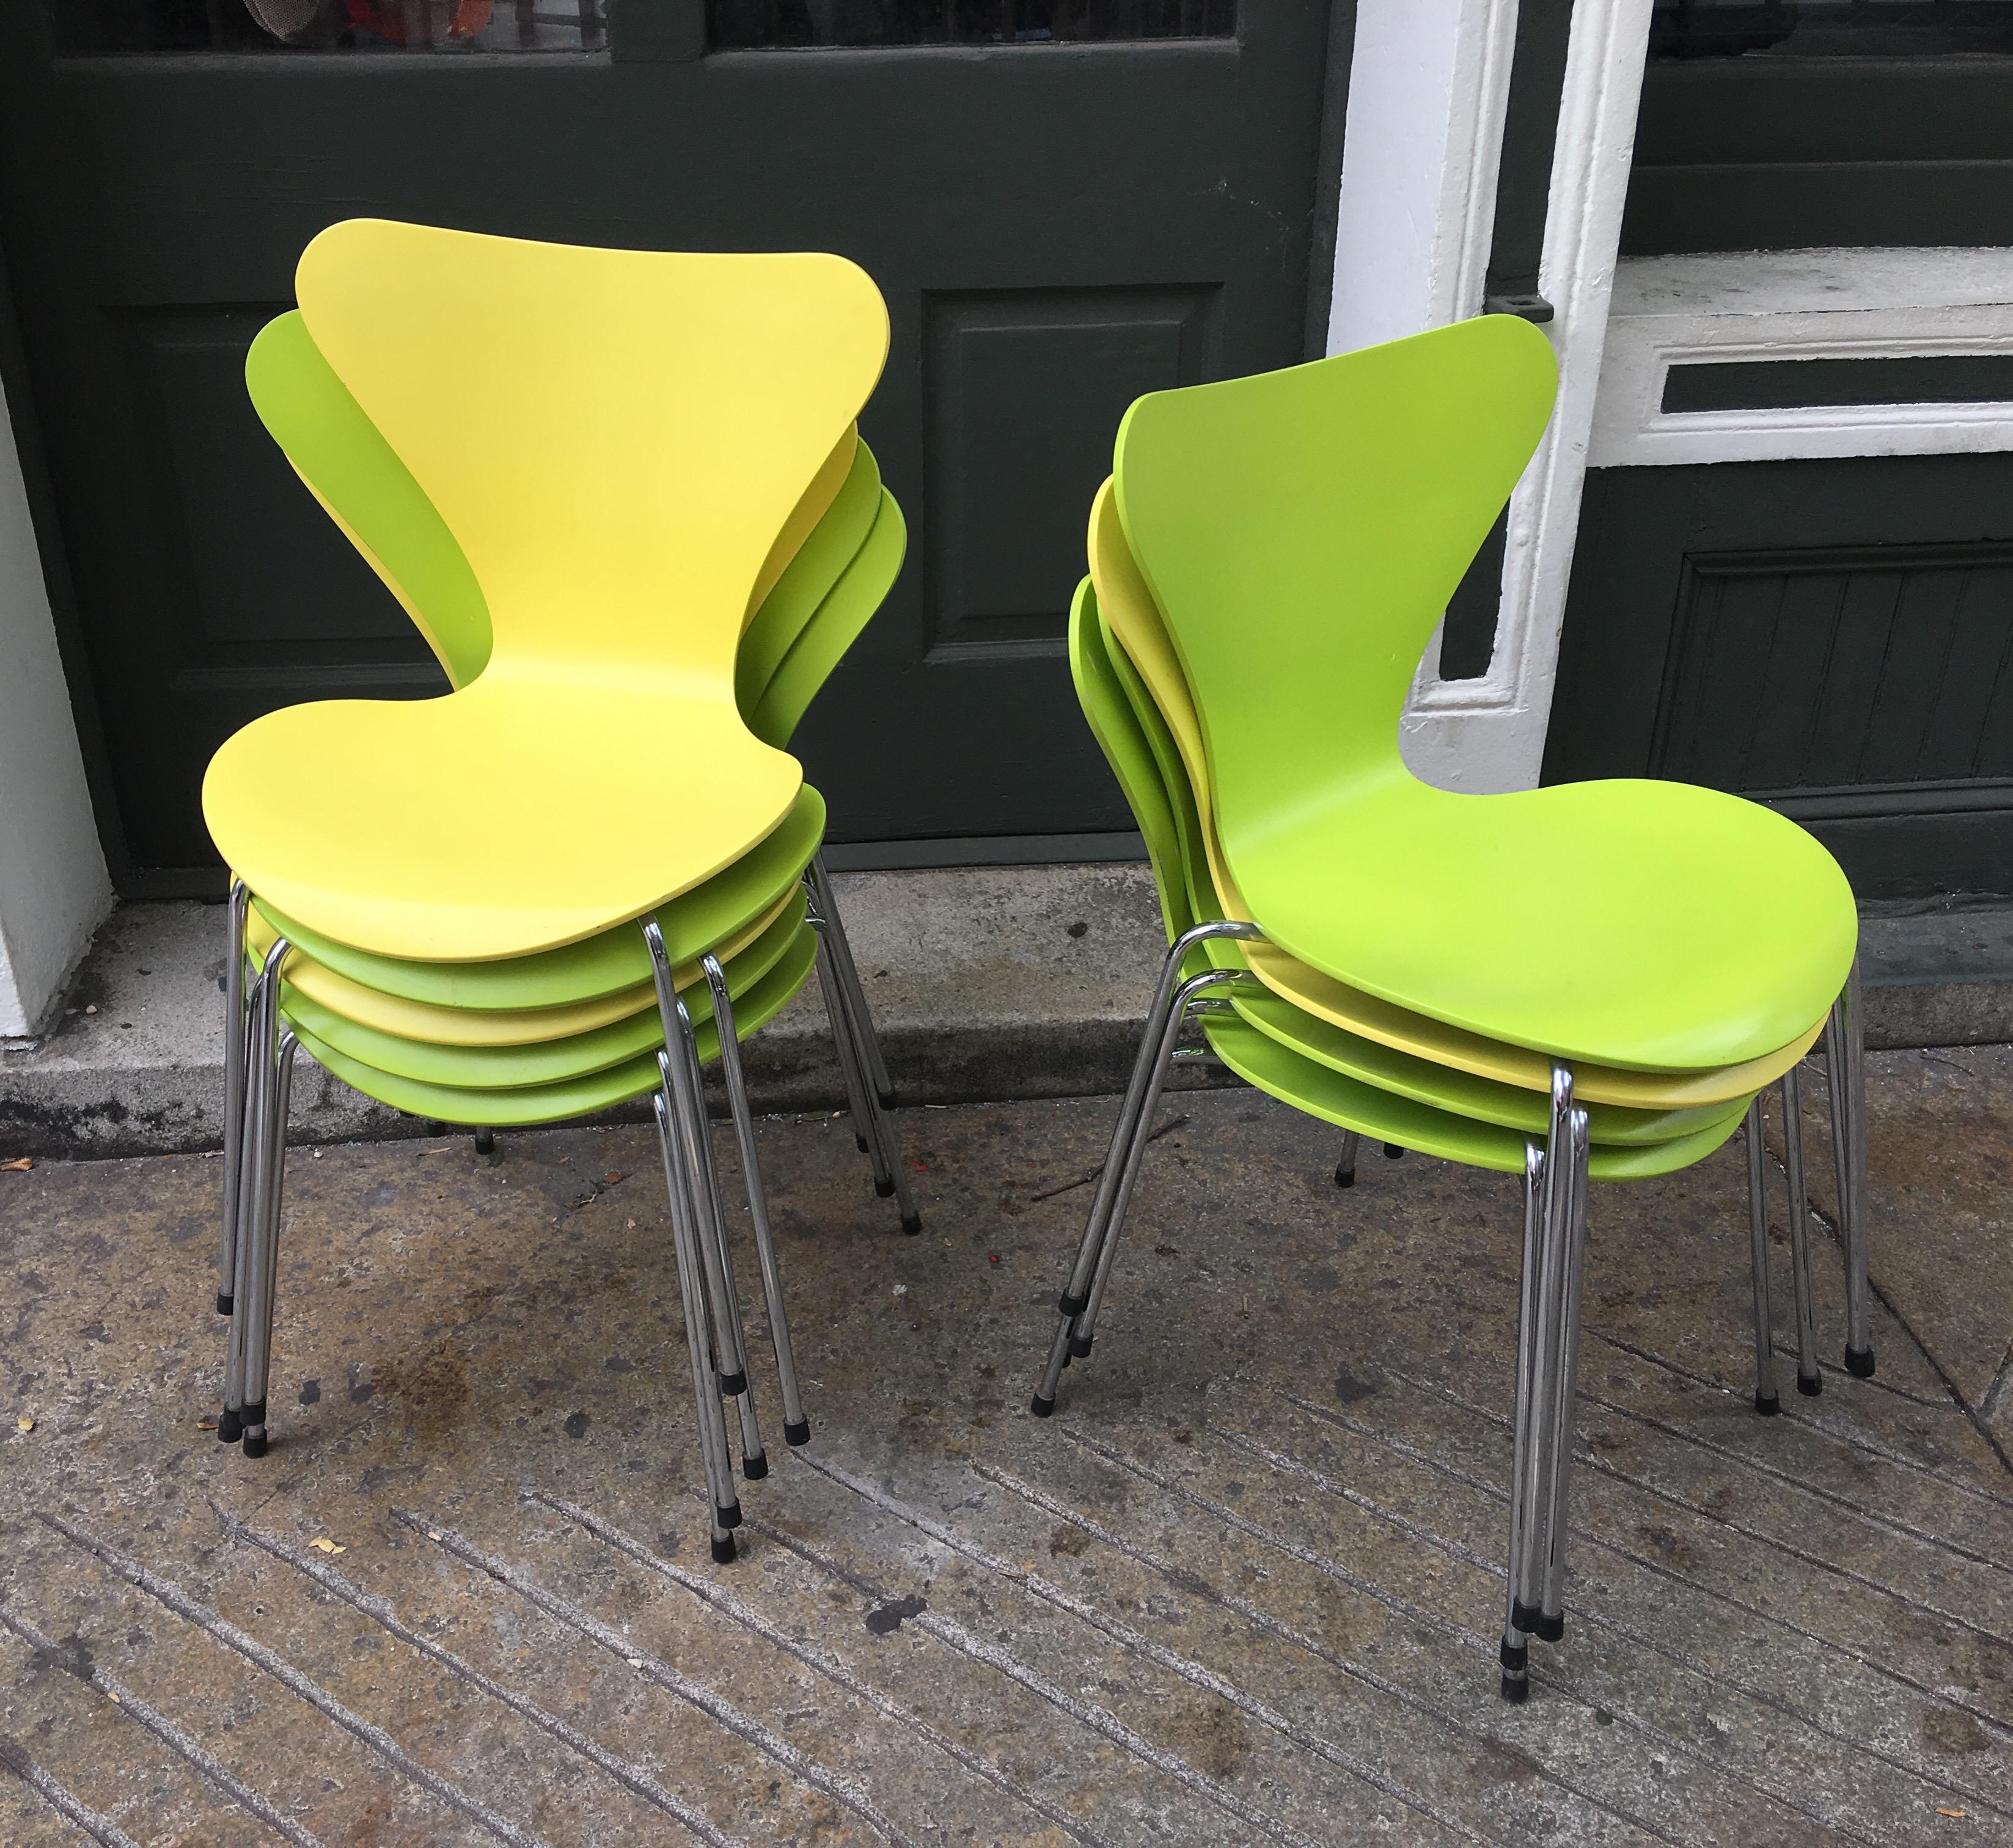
[206,675,799,963]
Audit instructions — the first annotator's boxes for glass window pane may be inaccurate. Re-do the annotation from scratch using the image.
[1650,1,2013,60]
[50,0,607,54]
[707,0,1236,51]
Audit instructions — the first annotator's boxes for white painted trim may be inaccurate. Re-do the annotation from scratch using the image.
[1398,0,1657,793]
[1592,247,2013,468]
[1327,0,1520,354]
[0,367,112,1039]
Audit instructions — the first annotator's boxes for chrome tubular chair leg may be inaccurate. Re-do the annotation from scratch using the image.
[240,1030,297,1459]
[813,914,920,1232]
[1030,924,1261,1418]
[1538,1101,1592,1632]
[1334,1130,1362,1190]
[1828,958,1875,1376]
[670,992,765,1480]
[807,854,895,1107]
[1076,972,1255,1350]
[1500,1141,1547,1703]
[1509,1066,1577,1656]
[651,1085,740,1561]
[1033,965,1253,1416]
[811,911,887,1167]
[1744,1098,1781,1416]
[1781,1063,1821,1396]
[218,880,250,1316]
[221,939,286,1444]
[702,952,809,1447]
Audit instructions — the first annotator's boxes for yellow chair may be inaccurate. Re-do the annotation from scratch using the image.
[206,221,892,1559]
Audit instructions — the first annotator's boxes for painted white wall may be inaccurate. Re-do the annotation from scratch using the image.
[0,369,111,1038]
[1330,0,1656,795]
[1329,0,1517,353]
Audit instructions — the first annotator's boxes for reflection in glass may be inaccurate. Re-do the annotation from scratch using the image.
[1650,1,2013,59]
[708,0,1235,50]
[51,0,606,54]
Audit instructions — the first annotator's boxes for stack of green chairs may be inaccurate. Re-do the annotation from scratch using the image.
[1030,315,1871,1701]
[204,219,917,1562]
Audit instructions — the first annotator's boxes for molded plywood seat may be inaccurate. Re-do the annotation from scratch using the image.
[206,220,889,962]
[1113,315,1855,1072]
[1035,317,1875,1706]
[207,223,919,1563]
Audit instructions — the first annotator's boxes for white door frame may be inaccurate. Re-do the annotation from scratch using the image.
[1329,0,1657,795]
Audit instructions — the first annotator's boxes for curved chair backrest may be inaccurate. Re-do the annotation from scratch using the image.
[246,309,493,688]
[1113,315,1556,823]
[293,218,888,691]
[247,301,894,735]
[1066,578,1189,947]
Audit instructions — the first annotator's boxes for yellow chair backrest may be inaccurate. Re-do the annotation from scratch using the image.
[295,219,889,694]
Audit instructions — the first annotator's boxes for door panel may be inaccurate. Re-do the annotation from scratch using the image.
[1547,457,2013,904]
[0,0,1339,887]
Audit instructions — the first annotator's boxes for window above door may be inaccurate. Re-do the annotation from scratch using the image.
[51,0,607,54]
[1649,0,2013,59]
[706,0,1234,50]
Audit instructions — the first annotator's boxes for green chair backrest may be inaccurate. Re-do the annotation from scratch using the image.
[1113,315,1557,817]
[246,310,493,688]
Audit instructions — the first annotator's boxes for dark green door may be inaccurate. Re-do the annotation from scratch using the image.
[0,0,1343,892]
[1547,0,2013,905]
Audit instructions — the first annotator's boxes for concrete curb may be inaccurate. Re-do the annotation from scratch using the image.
[3,864,2010,1159]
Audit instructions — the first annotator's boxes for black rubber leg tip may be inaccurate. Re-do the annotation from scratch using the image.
[241,1431,268,1459]
[1753,1390,1781,1417]
[217,1408,243,1443]
[856,1135,871,1155]
[215,1291,233,1316]
[1029,1393,1055,1419]
[900,1212,922,1236]
[742,1451,769,1481]
[874,1175,895,1198]
[1500,1672,1530,1704]
[711,1535,738,1564]
[783,1417,811,1448]
[1333,1165,1356,1189]
[1069,1334,1094,1359]
[717,1370,748,1397]
[718,1500,743,1531]
[1499,1639,1528,1674]
[1845,1345,1876,1378]
[1510,1598,1542,1634]
[1534,1612,1565,1643]
[473,1128,494,1156]
[1057,1290,1087,1318]
[1384,1143,1406,1159]
[877,1091,900,1112]
[1796,1371,1823,1398]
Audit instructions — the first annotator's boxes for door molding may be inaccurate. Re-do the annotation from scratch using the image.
[1592,247,2013,468]
[1328,0,1656,795]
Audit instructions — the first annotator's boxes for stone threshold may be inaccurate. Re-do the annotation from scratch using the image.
[2,864,2009,1159]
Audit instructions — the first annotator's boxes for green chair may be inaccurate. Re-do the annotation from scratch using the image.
[1034,317,1868,1700]
[208,221,908,1561]
[1082,469,1847,1402]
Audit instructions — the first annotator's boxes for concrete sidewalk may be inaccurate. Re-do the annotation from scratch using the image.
[7,865,2013,1159]
[3,1047,2010,1844]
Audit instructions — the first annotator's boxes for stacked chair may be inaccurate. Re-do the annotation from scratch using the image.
[1029,314,1872,1701]
[204,219,917,1562]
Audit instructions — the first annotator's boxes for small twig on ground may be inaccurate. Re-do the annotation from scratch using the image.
[1028,1114,1190,1202]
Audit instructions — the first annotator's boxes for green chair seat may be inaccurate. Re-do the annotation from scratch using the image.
[279,893,804,1089]
[1113,315,1857,1072]
[291,923,818,1129]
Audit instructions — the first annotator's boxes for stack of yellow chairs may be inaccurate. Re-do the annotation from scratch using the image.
[204,219,916,1561]
[1031,315,1871,1699]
